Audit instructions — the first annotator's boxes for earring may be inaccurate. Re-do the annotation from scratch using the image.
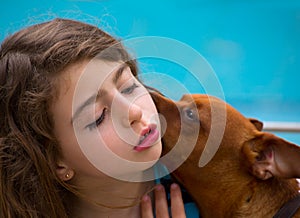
[65,173,70,179]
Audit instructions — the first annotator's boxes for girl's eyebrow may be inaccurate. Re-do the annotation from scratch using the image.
[113,63,128,83]
[71,63,128,124]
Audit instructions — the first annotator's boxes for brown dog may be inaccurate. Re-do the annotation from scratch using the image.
[151,92,300,218]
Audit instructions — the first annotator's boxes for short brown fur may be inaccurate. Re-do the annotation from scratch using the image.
[152,92,300,218]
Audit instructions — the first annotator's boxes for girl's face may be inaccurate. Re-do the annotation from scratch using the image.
[51,59,162,180]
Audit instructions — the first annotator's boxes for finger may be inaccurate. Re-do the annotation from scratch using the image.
[170,183,186,218]
[140,194,154,218]
[155,184,169,218]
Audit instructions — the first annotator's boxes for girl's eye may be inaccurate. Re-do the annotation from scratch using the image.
[121,83,139,94]
[86,108,107,130]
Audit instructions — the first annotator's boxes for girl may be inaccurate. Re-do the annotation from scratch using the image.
[0,18,186,217]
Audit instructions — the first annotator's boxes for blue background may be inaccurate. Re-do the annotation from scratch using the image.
[1,0,299,143]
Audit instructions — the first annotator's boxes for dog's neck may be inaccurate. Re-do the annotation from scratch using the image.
[233,177,299,217]
[174,163,299,217]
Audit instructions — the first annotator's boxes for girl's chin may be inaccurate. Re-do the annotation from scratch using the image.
[136,143,162,163]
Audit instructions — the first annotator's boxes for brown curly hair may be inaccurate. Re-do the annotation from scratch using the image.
[0,18,137,218]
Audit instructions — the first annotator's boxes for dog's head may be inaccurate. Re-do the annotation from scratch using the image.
[151,92,300,183]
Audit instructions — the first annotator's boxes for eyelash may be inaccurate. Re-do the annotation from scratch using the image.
[86,83,139,131]
[87,108,107,131]
[121,82,139,94]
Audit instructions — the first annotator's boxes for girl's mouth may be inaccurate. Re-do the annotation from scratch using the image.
[134,124,159,152]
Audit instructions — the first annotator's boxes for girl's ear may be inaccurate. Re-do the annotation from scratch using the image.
[56,161,75,181]
[242,132,300,180]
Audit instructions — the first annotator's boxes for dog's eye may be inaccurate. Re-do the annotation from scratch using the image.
[184,108,197,121]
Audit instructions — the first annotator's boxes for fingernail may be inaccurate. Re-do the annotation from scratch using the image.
[171,183,178,190]
[155,184,163,191]
[142,194,150,202]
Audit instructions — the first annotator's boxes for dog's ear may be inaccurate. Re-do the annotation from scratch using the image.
[249,118,263,131]
[242,132,300,180]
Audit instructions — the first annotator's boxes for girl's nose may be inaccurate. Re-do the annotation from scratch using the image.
[125,102,143,128]
[111,93,143,128]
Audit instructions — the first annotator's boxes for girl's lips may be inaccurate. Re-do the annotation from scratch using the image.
[134,124,159,152]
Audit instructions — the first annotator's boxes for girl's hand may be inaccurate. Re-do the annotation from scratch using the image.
[141,183,186,218]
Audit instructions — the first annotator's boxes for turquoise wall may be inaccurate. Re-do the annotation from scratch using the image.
[1,0,299,143]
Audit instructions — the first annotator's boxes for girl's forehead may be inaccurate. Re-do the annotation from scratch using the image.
[54,60,90,96]
[54,59,126,107]
[61,59,91,82]
[60,59,124,83]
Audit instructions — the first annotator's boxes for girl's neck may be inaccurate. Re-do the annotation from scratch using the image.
[70,178,154,218]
